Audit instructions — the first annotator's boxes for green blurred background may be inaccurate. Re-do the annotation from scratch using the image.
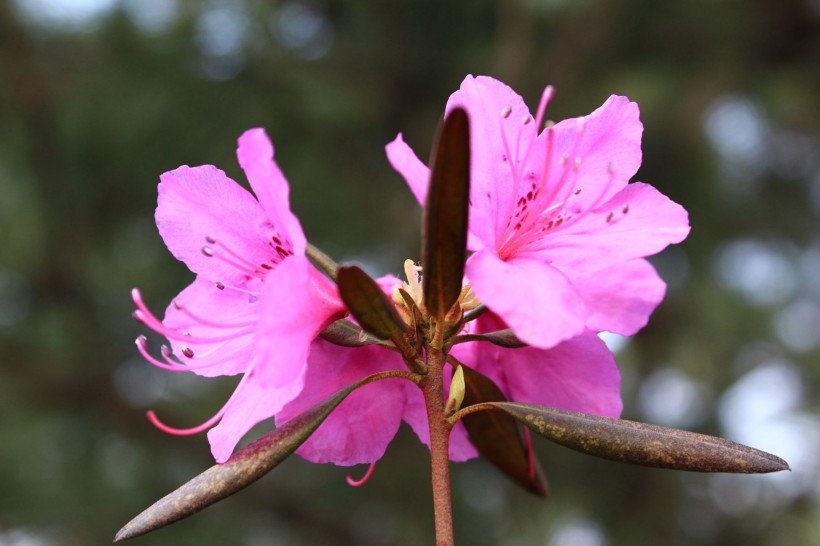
[1,0,818,544]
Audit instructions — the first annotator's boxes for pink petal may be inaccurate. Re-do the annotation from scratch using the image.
[401,368,479,462]
[277,341,408,466]
[162,276,258,377]
[446,75,538,250]
[571,259,667,336]
[385,133,429,205]
[156,165,278,283]
[544,182,690,271]
[207,367,291,463]
[468,315,622,418]
[255,255,344,392]
[542,94,643,212]
[207,256,345,463]
[236,128,306,255]
[466,250,586,349]
[385,133,485,252]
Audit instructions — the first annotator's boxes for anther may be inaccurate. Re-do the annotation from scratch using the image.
[215,282,225,290]
[622,205,630,214]
[205,235,216,244]
[181,346,194,358]
[522,115,533,125]
[501,106,512,118]
[202,246,214,257]
[606,212,615,223]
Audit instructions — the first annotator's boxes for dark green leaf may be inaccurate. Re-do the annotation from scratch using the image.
[114,380,367,542]
[422,107,470,320]
[337,265,408,340]
[319,318,382,347]
[450,329,528,349]
[460,365,549,497]
[491,402,790,473]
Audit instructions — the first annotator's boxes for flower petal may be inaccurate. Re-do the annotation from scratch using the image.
[162,276,258,377]
[255,255,345,392]
[236,128,306,255]
[207,256,345,463]
[385,133,429,205]
[446,75,537,250]
[544,182,690,270]
[542,94,643,211]
[206,367,287,463]
[571,259,667,336]
[277,341,408,466]
[468,316,622,418]
[466,250,586,349]
[156,165,278,283]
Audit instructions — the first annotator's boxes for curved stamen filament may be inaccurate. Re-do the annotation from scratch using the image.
[132,288,253,344]
[134,309,253,345]
[135,335,239,372]
[173,300,255,329]
[202,246,260,278]
[205,236,273,276]
[145,365,253,436]
[533,85,555,131]
[346,462,377,487]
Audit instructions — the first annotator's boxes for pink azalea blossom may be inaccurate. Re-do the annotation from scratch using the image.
[131,130,477,466]
[387,75,691,350]
[132,128,346,463]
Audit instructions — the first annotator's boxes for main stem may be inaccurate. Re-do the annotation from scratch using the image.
[422,335,454,546]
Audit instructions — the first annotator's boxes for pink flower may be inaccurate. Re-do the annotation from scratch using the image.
[387,75,690,349]
[132,128,345,463]
[275,339,479,465]
[453,314,623,419]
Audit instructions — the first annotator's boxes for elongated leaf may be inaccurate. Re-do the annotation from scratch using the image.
[422,107,470,320]
[114,380,367,542]
[451,329,527,349]
[460,366,549,497]
[491,402,790,473]
[319,318,381,347]
[337,265,407,340]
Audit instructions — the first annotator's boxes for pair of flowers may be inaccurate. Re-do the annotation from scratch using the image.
[133,75,690,466]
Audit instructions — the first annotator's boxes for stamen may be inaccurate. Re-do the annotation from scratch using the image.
[173,300,255,329]
[533,85,555,131]
[145,366,253,436]
[206,236,265,271]
[201,245,259,278]
[132,288,253,345]
[146,407,225,436]
[346,462,376,487]
[134,335,232,372]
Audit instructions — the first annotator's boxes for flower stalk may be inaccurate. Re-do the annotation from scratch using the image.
[422,323,455,546]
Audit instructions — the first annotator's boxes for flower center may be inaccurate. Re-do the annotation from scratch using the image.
[392,259,480,326]
[494,88,628,260]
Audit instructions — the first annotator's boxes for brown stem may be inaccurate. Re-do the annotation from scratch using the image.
[421,327,454,546]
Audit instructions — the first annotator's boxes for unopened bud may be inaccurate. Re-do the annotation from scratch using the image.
[444,365,466,417]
